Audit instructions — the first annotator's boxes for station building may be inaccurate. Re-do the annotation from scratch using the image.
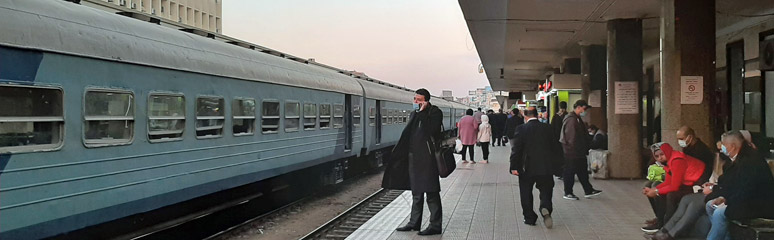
[459,0,774,178]
[82,0,222,33]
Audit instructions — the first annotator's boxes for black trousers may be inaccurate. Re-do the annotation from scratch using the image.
[408,191,442,230]
[519,175,554,223]
[648,185,692,225]
[480,142,490,160]
[461,145,475,160]
[491,134,502,146]
[563,158,594,195]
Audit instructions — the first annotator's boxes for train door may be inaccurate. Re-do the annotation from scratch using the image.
[375,100,382,144]
[345,95,353,151]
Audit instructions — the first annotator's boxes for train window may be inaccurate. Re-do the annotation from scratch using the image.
[303,103,317,130]
[404,110,409,123]
[382,107,388,125]
[232,98,256,136]
[387,109,394,125]
[369,107,376,126]
[320,104,331,129]
[148,94,185,142]
[353,102,361,128]
[196,96,225,138]
[84,89,134,147]
[333,104,344,129]
[0,85,63,153]
[285,101,300,132]
[262,100,280,133]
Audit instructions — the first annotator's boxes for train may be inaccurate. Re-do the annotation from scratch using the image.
[0,0,470,239]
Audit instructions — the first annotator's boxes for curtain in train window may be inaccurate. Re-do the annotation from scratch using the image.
[262,101,280,133]
[0,85,63,153]
[233,98,255,136]
[304,103,317,130]
[285,101,300,132]
[196,96,224,138]
[84,89,134,147]
[148,94,185,142]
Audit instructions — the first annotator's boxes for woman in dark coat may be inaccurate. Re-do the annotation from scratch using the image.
[381,89,444,235]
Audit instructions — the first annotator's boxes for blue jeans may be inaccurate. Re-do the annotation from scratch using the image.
[705,199,730,240]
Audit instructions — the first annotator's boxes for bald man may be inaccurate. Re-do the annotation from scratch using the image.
[676,126,713,185]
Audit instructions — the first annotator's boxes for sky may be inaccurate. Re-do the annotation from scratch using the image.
[222,0,489,98]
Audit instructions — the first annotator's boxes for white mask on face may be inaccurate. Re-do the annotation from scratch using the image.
[678,140,687,148]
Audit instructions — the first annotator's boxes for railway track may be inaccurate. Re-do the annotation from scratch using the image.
[299,189,405,240]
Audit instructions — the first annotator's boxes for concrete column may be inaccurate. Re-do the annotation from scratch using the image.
[582,45,608,131]
[659,0,715,147]
[607,19,643,179]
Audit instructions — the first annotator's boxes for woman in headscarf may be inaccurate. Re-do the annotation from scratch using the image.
[477,114,492,163]
[641,143,706,233]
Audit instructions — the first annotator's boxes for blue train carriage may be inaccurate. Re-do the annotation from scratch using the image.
[0,0,374,238]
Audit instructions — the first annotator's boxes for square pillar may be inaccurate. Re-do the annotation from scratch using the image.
[607,19,643,179]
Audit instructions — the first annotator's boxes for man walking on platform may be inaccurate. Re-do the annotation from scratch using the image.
[560,100,602,200]
[505,108,524,147]
[382,88,444,236]
[510,107,562,228]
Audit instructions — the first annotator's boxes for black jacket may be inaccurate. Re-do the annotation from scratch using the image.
[505,115,524,139]
[705,146,774,220]
[382,104,443,193]
[510,119,563,176]
[550,111,566,141]
[683,138,714,184]
[490,113,506,137]
[590,132,608,150]
[560,112,590,160]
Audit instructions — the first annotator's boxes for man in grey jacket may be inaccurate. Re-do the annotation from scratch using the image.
[560,100,602,200]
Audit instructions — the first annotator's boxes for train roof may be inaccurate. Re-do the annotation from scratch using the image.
[0,0,365,95]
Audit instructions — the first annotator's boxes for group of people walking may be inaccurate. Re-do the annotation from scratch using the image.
[382,91,605,236]
[456,107,509,164]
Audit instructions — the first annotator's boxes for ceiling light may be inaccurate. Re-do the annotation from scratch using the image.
[525,28,576,33]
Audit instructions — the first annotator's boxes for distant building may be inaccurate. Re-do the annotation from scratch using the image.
[462,86,498,110]
[441,90,454,101]
[82,0,222,33]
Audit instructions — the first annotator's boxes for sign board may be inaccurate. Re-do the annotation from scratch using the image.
[680,76,703,104]
[614,81,638,114]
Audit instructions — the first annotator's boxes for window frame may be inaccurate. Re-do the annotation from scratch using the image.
[333,104,344,129]
[319,103,332,129]
[232,97,256,136]
[303,103,317,131]
[261,99,281,134]
[82,87,135,148]
[195,95,225,139]
[284,100,301,132]
[352,103,361,128]
[368,107,376,126]
[147,92,186,143]
[0,84,65,154]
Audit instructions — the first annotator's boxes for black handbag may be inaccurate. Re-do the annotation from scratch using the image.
[432,125,457,178]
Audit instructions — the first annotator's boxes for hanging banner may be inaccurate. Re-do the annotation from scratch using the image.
[681,76,703,104]
[588,90,602,108]
[614,81,638,114]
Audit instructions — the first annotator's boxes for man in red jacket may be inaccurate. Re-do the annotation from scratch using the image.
[641,142,705,233]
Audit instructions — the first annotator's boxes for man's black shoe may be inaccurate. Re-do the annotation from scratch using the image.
[417,228,441,235]
[395,225,420,231]
[523,220,536,226]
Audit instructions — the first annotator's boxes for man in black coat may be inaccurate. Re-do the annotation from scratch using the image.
[505,108,524,143]
[704,130,774,239]
[381,88,444,236]
[510,107,562,228]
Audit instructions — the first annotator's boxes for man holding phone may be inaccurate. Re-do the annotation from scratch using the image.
[382,88,444,236]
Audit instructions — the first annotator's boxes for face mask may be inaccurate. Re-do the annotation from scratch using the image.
[580,111,588,117]
[721,145,729,156]
[412,103,420,111]
[678,140,687,148]
[589,132,595,136]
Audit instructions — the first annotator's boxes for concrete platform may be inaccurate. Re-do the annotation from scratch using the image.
[347,144,653,240]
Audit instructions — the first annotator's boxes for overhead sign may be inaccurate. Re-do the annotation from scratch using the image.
[681,76,703,104]
[614,81,638,114]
